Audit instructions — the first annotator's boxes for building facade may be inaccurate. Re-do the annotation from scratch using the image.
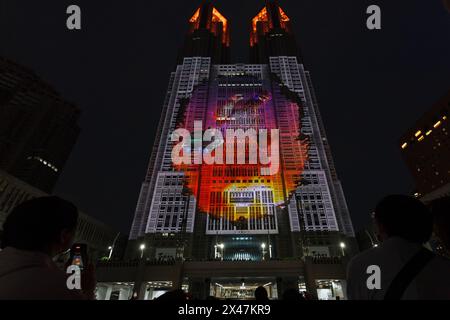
[97,1,355,300]
[96,257,348,300]
[0,58,80,193]
[130,0,354,259]
[399,90,450,202]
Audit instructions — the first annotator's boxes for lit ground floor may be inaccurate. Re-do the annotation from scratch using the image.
[95,257,348,300]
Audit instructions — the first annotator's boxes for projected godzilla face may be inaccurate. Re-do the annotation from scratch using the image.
[171,74,308,223]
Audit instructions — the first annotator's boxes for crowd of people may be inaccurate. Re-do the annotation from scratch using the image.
[0,194,449,300]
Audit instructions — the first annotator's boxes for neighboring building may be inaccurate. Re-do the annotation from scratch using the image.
[98,1,355,300]
[0,57,126,264]
[0,57,80,193]
[399,90,450,202]
[0,169,122,261]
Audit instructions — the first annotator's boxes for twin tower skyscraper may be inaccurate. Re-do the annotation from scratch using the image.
[129,1,355,261]
[179,1,299,64]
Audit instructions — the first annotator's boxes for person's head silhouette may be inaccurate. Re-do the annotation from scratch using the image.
[254,286,269,301]
[1,196,79,257]
[374,195,432,244]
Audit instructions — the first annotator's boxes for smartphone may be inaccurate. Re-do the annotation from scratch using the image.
[69,243,88,271]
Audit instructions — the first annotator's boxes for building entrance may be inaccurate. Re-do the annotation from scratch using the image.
[210,278,278,300]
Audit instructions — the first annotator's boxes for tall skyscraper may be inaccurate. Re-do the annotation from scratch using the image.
[129,1,355,262]
[0,58,80,193]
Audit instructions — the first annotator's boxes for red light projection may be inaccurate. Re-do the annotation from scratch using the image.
[171,75,308,222]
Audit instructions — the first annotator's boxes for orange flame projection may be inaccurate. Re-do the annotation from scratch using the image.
[172,75,308,222]
[190,8,200,23]
[251,5,291,46]
[189,6,229,46]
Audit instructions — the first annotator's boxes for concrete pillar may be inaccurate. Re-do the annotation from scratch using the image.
[305,266,318,299]
[119,287,132,300]
[340,281,348,300]
[276,277,299,298]
[189,278,209,299]
[137,282,148,300]
[132,281,143,300]
[133,258,146,300]
[95,285,109,300]
[271,283,279,300]
[171,261,184,290]
[276,278,283,298]
[105,285,113,300]
[204,278,211,298]
[145,288,153,300]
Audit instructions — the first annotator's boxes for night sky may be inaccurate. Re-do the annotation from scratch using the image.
[1,1,449,234]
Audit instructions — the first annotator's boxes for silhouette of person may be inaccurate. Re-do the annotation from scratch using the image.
[0,197,96,300]
[254,286,269,302]
[347,195,450,300]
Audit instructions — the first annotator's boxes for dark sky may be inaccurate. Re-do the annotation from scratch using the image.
[1,0,449,234]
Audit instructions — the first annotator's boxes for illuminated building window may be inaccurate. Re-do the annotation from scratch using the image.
[434,121,442,128]
[27,156,59,173]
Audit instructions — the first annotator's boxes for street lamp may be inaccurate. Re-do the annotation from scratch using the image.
[218,243,225,261]
[140,244,146,259]
[340,242,346,257]
[365,229,376,248]
[261,243,267,260]
[108,232,121,260]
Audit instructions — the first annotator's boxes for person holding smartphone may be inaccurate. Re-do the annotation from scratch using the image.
[0,197,96,300]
